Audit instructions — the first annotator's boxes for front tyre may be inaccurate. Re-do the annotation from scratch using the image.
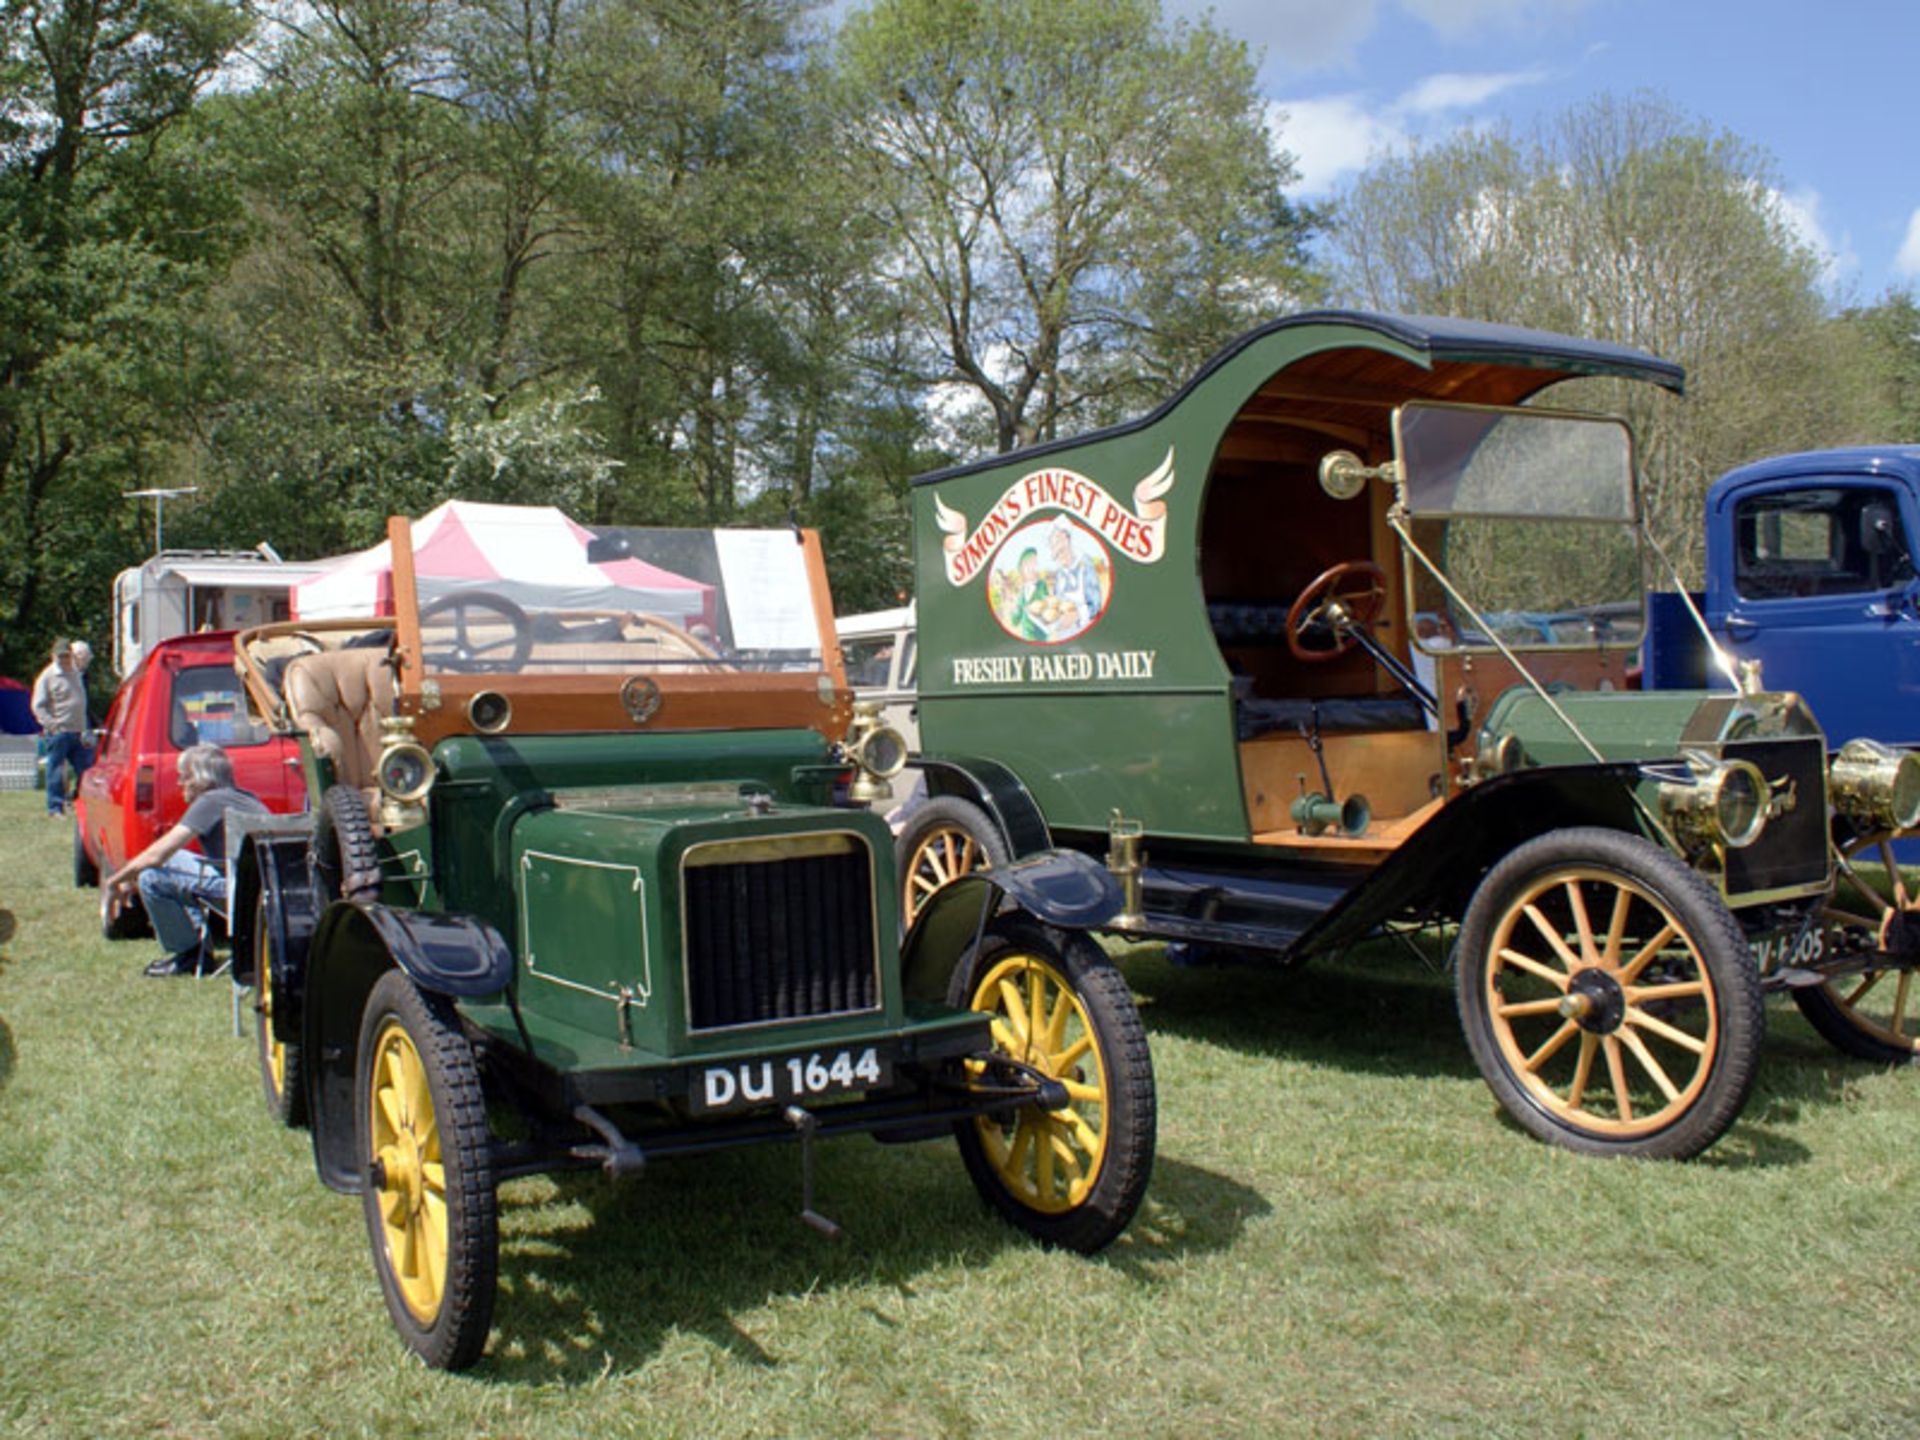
[951,917,1154,1252]
[1456,827,1763,1160]
[356,970,498,1371]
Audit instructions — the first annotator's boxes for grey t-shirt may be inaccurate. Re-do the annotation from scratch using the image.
[180,786,269,868]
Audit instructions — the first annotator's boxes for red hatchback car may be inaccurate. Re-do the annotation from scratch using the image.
[74,631,306,935]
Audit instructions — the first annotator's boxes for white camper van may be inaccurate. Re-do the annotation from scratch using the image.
[835,604,918,810]
[112,547,329,677]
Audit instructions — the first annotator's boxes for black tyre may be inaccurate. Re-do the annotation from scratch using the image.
[898,796,1009,927]
[73,822,98,888]
[1456,827,1763,1160]
[311,784,382,903]
[357,970,498,1371]
[1792,831,1920,1064]
[253,887,307,1128]
[950,916,1155,1252]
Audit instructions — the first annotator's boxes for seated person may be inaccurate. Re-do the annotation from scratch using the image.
[104,743,268,978]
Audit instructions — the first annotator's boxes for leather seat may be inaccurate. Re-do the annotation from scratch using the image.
[282,648,395,793]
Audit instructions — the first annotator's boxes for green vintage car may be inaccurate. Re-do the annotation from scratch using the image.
[902,310,1920,1163]
[228,517,1153,1370]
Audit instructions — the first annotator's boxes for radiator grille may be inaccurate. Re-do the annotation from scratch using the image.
[683,840,879,1031]
[1721,736,1829,899]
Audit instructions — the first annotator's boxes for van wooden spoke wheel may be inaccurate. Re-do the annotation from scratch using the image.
[253,888,306,1128]
[1456,828,1763,1160]
[897,797,1009,926]
[357,971,498,1371]
[950,918,1154,1253]
[1793,833,1920,1064]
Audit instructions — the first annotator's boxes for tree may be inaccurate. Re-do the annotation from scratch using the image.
[0,0,246,673]
[835,0,1315,455]
[1328,93,1878,580]
[1838,290,1920,441]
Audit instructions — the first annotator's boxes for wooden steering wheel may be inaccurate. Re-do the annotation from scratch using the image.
[1286,560,1389,662]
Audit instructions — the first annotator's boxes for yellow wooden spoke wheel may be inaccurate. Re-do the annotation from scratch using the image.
[355,971,498,1370]
[898,797,1009,925]
[967,952,1111,1213]
[368,1020,450,1325]
[252,888,305,1128]
[1794,833,1920,1063]
[1457,827,1762,1160]
[950,917,1154,1252]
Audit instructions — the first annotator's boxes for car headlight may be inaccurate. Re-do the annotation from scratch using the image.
[378,739,436,805]
[1656,755,1769,850]
[1830,738,1920,832]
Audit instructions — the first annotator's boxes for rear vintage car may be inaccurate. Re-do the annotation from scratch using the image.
[230,515,1154,1370]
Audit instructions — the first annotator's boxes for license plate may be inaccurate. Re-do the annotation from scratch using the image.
[1751,923,1829,972]
[691,1046,891,1115]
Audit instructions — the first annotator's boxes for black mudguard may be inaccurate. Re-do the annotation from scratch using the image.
[1289,761,1650,958]
[301,900,513,1194]
[231,834,323,1037]
[911,755,1052,857]
[900,848,1121,1003]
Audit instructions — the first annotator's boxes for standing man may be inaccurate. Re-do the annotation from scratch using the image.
[30,639,91,818]
[104,743,267,977]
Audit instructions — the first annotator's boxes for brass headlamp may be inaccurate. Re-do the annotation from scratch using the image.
[1654,752,1769,852]
[376,713,435,827]
[842,700,908,806]
[1830,738,1920,832]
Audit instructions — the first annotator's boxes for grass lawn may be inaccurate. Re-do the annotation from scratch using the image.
[4,786,1920,1438]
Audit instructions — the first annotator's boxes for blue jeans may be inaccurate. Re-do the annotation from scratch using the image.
[44,730,92,815]
[137,852,226,961]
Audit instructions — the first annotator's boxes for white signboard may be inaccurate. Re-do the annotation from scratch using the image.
[714,531,820,651]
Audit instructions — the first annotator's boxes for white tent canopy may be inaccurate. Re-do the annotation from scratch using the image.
[293,501,711,623]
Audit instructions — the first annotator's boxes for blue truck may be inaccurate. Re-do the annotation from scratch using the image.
[1649,445,1920,747]
[1645,445,1920,1054]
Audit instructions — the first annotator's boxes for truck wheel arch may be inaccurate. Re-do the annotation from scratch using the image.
[911,756,1051,857]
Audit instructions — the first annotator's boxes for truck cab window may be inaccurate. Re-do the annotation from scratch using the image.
[1734,485,1914,599]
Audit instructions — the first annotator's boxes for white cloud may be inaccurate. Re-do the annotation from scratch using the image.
[1167,0,1595,72]
[1770,187,1858,291]
[1897,207,1920,279]
[1270,96,1410,194]
[1399,68,1550,114]
[1272,67,1550,194]
[1399,0,1595,39]
[1170,0,1382,72]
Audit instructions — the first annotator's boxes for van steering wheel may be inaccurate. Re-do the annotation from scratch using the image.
[1286,560,1388,662]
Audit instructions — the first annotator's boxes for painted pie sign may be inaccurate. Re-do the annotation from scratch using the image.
[934,450,1176,646]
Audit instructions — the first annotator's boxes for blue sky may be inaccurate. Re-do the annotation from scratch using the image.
[1167,0,1920,305]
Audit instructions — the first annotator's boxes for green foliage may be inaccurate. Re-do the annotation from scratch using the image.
[0,0,249,673]
[1838,290,1920,439]
[835,0,1315,452]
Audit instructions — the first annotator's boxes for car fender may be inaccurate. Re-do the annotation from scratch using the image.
[231,833,320,1018]
[900,848,1120,1003]
[300,899,513,1194]
[910,755,1052,857]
